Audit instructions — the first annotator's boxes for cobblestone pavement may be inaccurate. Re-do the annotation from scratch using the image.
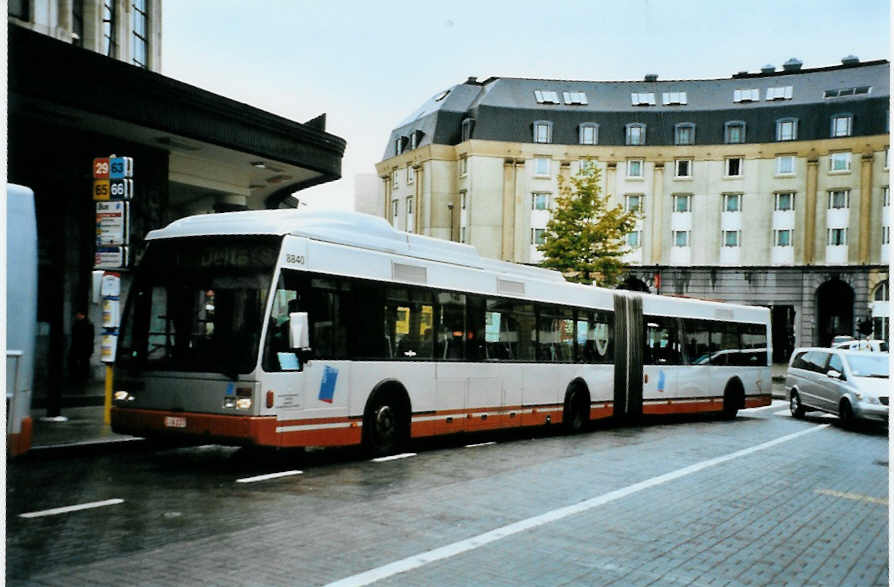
[7,400,888,586]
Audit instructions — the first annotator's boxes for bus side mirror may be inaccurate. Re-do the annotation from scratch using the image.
[289,312,310,350]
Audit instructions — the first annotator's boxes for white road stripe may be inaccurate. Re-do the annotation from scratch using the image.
[20,498,124,519]
[236,470,303,484]
[372,453,416,463]
[327,424,830,586]
[464,442,496,449]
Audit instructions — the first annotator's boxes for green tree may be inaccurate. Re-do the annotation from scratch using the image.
[537,162,639,286]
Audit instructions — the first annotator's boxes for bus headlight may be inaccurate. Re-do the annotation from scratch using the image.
[236,398,252,410]
[114,391,134,401]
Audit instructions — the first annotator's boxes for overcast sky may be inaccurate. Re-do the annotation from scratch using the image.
[162,0,890,211]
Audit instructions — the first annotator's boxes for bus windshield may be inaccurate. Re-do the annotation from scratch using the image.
[117,236,280,377]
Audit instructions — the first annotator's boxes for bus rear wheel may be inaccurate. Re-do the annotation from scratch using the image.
[563,387,589,434]
[722,380,743,420]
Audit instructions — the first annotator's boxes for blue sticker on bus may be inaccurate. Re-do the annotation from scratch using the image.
[657,370,665,392]
[226,382,235,396]
[319,366,338,404]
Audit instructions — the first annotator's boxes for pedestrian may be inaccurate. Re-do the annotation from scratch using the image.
[70,310,94,383]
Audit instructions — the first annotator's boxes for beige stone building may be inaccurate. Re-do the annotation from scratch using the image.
[375,59,889,359]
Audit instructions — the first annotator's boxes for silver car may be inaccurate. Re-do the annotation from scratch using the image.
[786,347,889,426]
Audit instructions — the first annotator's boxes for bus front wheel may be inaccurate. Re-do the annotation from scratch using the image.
[363,390,409,457]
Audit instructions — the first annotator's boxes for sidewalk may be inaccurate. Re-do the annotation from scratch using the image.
[21,364,790,457]
[27,379,145,457]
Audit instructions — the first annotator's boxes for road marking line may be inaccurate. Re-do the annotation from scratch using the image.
[372,453,416,463]
[236,470,303,484]
[327,424,830,587]
[816,489,888,505]
[464,442,496,448]
[20,498,124,519]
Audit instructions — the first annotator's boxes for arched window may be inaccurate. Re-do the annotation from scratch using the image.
[874,280,889,301]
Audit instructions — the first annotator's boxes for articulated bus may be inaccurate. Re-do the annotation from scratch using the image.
[6,184,38,456]
[111,210,772,455]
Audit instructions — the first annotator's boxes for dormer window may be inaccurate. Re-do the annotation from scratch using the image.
[831,114,853,137]
[776,118,798,141]
[533,120,553,144]
[626,123,646,145]
[824,86,871,98]
[461,118,475,142]
[766,86,793,101]
[674,123,695,145]
[724,121,746,144]
[733,89,759,103]
[563,91,588,105]
[534,90,560,104]
[662,91,688,105]
[579,123,598,145]
[395,137,405,156]
[631,92,656,106]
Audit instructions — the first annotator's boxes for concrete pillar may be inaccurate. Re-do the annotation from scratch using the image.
[501,159,518,261]
[382,176,391,220]
[650,162,665,265]
[413,164,423,235]
[858,153,874,264]
[804,159,819,264]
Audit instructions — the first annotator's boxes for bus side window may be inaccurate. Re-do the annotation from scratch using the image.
[437,293,466,360]
[466,295,487,361]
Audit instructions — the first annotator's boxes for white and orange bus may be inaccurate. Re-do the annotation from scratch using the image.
[111,210,772,455]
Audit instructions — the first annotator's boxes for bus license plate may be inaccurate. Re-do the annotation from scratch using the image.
[164,416,186,428]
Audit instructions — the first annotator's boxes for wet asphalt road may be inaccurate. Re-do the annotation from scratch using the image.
[6,396,889,586]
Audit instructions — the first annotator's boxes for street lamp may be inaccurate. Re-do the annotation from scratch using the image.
[447,203,454,242]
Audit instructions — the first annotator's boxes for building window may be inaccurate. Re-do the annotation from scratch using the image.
[407,166,415,184]
[776,155,795,175]
[831,114,853,137]
[776,118,798,141]
[626,231,641,248]
[533,121,553,144]
[72,0,84,46]
[132,0,148,68]
[460,226,467,243]
[624,194,642,214]
[8,0,30,20]
[392,169,399,187]
[883,186,890,207]
[829,190,849,209]
[722,230,741,247]
[102,0,117,57]
[673,231,690,247]
[674,159,692,178]
[534,157,550,176]
[825,87,871,98]
[631,92,656,106]
[626,159,644,178]
[392,199,399,224]
[534,90,560,104]
[673,194,692,213]
[461,118,475,141]
[460,191,467,210]
[459,156,468,177]
[579,159,597,173]
[564,91,588,105]
[395,137,404,156]
[774,229,793,247]
[828,152,851,172]
[766,86,793,101]
[885,148,889,169]
[733,89,759,103]
[775,192,795,211]
[725,157,742,177]
[532,193,549,210]
[410,133,418,150]
[827,228,848,246]
[579,123,598,145]
[674,123,695,145]
[663,92,688,105]
[724,121,746,144]
[531,228,546,245]
[406,197,414,233]
[626,123,646,145]
[723,193,742,212]
[882,226,890,245]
